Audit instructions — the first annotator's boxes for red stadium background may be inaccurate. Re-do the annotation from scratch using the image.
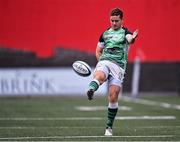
[0,0,180,62]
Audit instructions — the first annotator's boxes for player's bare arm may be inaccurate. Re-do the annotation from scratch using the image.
[126,29,139,44]
[96,45,103,61]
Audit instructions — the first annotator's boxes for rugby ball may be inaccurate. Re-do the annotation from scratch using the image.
[72,61,91,77]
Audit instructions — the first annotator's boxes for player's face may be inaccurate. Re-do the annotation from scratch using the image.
[110,15,122,30]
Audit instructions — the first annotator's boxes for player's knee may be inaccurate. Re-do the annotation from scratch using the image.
[94,71,106,84]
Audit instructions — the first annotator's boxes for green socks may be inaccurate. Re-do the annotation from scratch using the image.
[106,108,118,128]
[106,102,118,128]
[88,79,100,91]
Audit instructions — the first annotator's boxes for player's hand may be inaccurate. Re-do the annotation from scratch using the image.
[132,29,139,39]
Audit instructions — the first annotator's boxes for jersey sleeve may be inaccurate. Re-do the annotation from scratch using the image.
[123,27,135,44]
[97,33,105,48]
[123,27,133,35]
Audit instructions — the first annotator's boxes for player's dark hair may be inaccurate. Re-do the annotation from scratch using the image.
[110,8,123,19]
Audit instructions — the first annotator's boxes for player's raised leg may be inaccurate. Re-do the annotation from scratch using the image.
[87,70,106,100]
[87,79,100,100]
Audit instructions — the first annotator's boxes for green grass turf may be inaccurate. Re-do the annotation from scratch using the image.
[0,95,179,141]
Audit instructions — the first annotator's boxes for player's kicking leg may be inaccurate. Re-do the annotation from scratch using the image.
[87,69,107,100]
[87,79,100,100]
[87,61,109,100]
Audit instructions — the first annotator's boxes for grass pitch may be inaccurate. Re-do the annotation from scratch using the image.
[0,94,180,141]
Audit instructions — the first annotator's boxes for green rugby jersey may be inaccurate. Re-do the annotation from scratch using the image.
[98,27,132,70]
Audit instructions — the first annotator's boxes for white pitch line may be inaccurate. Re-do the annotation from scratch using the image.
[121,96,180,110]
[0,135,174,140]
[139,126,180,128]
[75,106,132,111]
[0,116,175,121]
[0,125,179,130]
[115,116,176,120]
[0,126,103,129]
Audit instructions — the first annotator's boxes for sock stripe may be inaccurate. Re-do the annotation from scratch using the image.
[92,79,100,86]
[108,111,117,115]
[108,116,114,120]
[108,108,118,112]
[89,81,99,91]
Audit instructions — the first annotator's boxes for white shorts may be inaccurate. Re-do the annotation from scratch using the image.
[94,60,125,87]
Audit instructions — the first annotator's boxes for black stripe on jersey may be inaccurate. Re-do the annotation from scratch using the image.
[122,27,133,35]
[98,27,132,43]
[98,27,111,43]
